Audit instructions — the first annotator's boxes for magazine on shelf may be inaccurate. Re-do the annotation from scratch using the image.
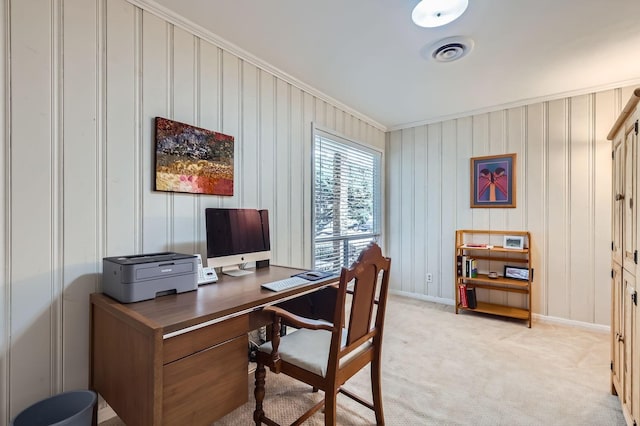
[462,244,494,249]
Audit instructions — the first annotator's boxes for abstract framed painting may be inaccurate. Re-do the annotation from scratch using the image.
[470,153,516,208]
[155,117,234,196]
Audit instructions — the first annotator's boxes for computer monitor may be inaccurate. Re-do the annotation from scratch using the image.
[205,208,271,276]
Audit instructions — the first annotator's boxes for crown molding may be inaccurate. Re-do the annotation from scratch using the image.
[389,77,640,132]
[125,0,387,132]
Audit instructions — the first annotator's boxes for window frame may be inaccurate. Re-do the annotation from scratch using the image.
[311,124,383,273]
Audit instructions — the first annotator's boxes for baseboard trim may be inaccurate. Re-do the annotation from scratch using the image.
[532,313,610,333]
[390,290,611,333]
[389,289,455,306]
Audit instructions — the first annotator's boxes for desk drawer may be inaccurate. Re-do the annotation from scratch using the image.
[162,334,248,425]
[163,314,248,364]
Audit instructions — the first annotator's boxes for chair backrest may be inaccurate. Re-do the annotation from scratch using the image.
[330,243,391,364]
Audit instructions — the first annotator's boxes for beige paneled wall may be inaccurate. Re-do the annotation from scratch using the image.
[0,0,7,422]
[0,0,385,422]
[387,86,638,326]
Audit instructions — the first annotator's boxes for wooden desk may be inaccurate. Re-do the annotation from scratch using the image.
[90,265,338,426]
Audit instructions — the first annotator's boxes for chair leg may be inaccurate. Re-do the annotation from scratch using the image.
[371,357,385,425]
[324,391,337,426]
[253,361,266,425]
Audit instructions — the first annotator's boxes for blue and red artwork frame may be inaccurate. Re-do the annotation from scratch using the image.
[470,153,516,208]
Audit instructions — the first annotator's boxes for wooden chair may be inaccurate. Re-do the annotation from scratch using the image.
[253,242,391,425]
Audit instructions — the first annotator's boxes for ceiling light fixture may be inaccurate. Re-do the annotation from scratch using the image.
[411,0,469,28]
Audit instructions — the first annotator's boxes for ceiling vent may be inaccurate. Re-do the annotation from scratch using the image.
[423,36,474,63]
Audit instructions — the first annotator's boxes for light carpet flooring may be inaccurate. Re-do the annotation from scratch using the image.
[100,294,625,425]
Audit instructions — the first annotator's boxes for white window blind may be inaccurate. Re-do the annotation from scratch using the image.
[313,129,381,273]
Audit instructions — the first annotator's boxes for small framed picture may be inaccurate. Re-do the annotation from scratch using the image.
[503,265,529,281]
[470,153,516,208]
[503,235,524,250]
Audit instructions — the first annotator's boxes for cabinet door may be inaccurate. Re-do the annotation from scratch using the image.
[612,263,624,394]
[613,137,624,265]
[622,270,636,417]
[623,126,637,270]
[633,287,639,424]
[162,334,248,425]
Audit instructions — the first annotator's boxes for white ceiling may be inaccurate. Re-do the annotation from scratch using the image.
[150,0,640,130]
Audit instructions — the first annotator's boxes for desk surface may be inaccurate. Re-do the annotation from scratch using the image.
[91,265,338,335]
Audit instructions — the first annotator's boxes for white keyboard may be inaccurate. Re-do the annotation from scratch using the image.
[261,276,311,292]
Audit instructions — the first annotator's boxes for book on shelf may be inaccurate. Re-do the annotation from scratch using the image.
[458,284,468,308]
[463,257,478,278]
[466,287,477,309]
[456,255,463,276]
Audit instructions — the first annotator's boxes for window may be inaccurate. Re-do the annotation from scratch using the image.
[312,128,382,273]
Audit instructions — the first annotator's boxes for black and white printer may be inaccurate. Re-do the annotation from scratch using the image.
[102,252,197,303]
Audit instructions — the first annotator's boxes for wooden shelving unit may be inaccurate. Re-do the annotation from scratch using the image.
[455,230,532,327]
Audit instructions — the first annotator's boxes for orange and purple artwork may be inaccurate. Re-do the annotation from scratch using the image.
[470,153,516,208]
[155,117,234,196]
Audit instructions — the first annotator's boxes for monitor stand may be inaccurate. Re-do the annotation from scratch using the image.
[221,265,254,277]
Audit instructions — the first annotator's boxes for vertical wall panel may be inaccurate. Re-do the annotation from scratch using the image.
[387,130,402,290]
[275,79,290,264]
[314,99,326,128]
[302,93,315,267]
[488,111,507,230]
[241,62,259,209]
[471,114,491,301]
[105,1,136,256]
[343,114,354,139]
[456,117,473,229]
[197,40,221,255]
[351,114,361,141]
[172,28,195,125]
[221,51,240,210]
[62,0,98,392]
[289,87,304,268]
[400,129,415,293]
[569,95,594,322]
[412,125,427,295]
[141,12,169,253]
[440,120,457,300]
[426,124,442,295]
[506,107,526,230]
[0,0,8,420]
[505,107,526,308]
[258,71,276,257]
[526,103,547,315]
[335,110,345,136]
[546,99,570,318]
[10,0,54,414]
[171,27,197,254]
[199,42,221,142]
[325,104,336,131]
[594,90,616,325]
[471,114,491,232]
